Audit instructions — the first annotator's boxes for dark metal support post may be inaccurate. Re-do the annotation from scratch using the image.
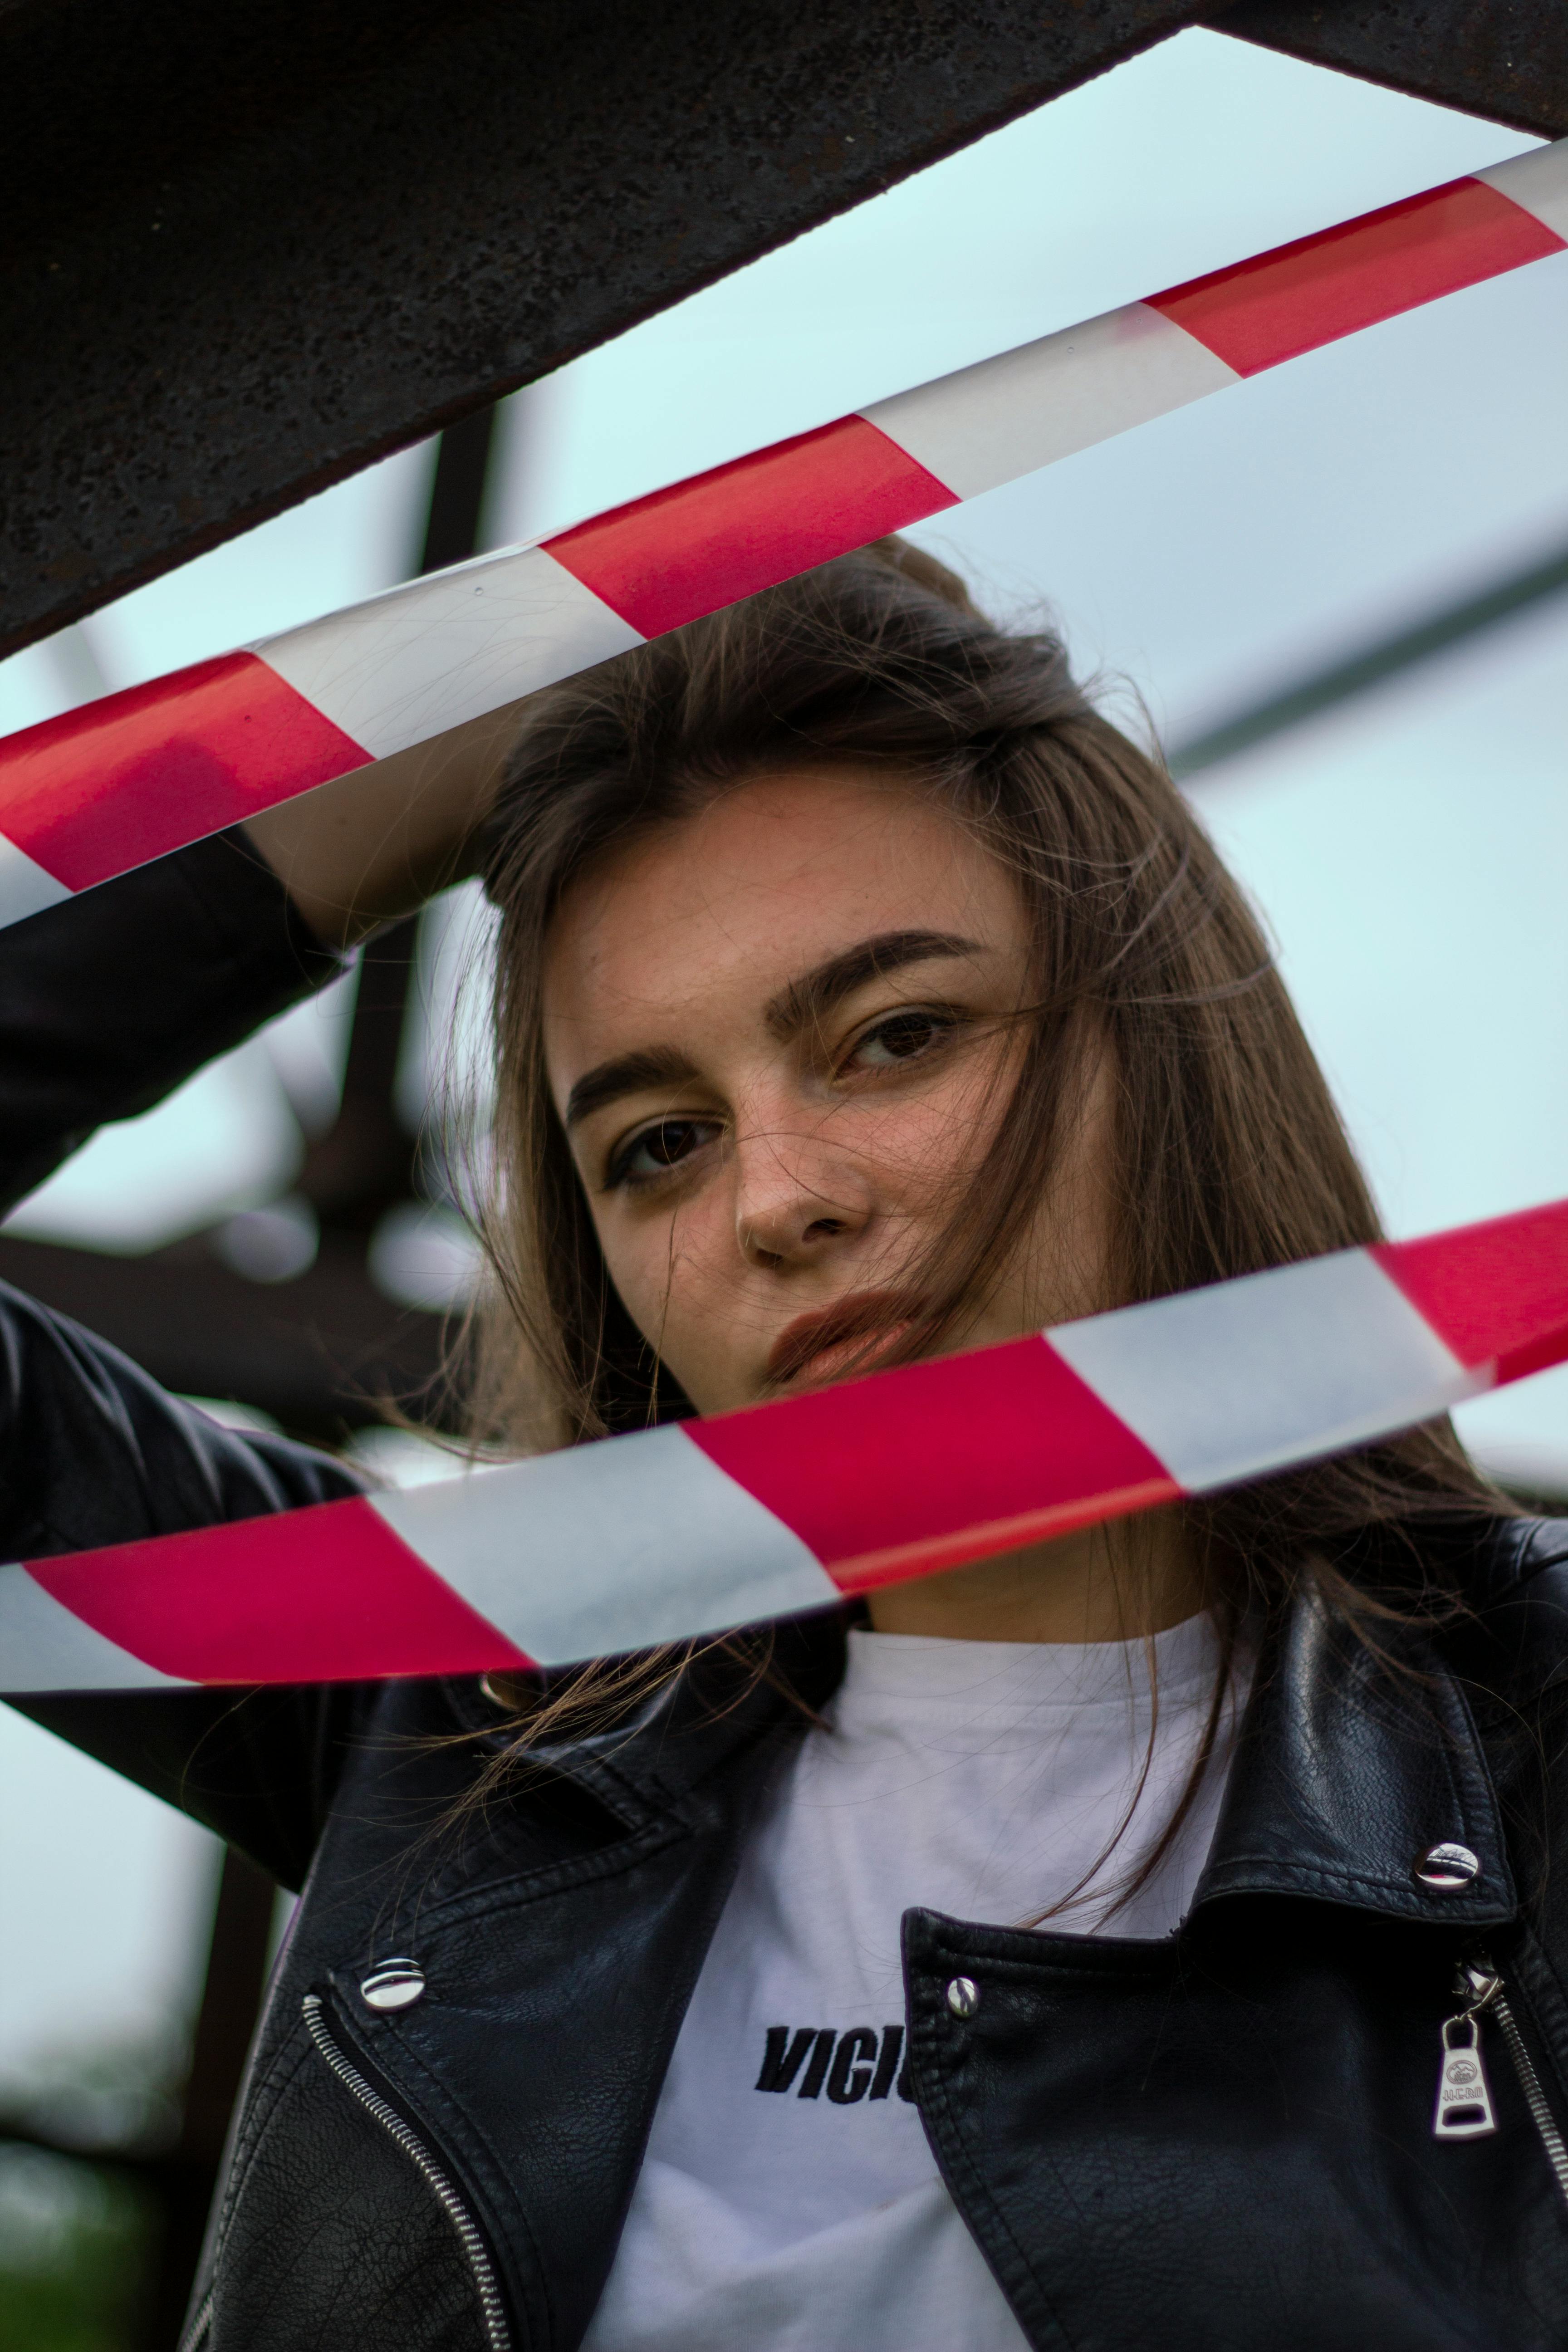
[0,411,504,1441]
[296,402,500,1240]
[135,1850,278,2352]
[128,404,500,2350]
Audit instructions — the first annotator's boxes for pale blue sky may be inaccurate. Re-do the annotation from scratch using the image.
[0,29,1563,2080]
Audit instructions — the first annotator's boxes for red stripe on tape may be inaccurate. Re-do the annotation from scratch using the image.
[1149,177,1564,378]
[690,1333,1176,1591]
[26,1496,532,1684]
[543,414,958,638]
[1376,1199,1568,1386]
[0,651,370,892]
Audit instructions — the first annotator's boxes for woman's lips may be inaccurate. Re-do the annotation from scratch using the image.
[765,1292,924,1389]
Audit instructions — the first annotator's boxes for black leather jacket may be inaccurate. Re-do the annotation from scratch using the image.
[6,840,1568,2352]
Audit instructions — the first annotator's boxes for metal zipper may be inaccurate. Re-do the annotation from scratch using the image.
[175,2288,212,2352]
[1442,1955,1568,2212]
[302,1991,512,2352]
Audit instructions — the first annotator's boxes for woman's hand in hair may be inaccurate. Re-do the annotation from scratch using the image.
[242,699,527,947]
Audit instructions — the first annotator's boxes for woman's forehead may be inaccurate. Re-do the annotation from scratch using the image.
[542,767,1024,1039]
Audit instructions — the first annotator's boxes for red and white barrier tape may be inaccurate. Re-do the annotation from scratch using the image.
[2,144,1564,930]
[3,1197,1565,1693]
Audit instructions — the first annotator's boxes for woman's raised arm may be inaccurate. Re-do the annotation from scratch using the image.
[0,826,350,1213]
[242,700,520,946]
[0,830,384,1877]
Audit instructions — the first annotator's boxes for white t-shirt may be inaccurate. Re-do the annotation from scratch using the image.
[583,1616,1244,2352]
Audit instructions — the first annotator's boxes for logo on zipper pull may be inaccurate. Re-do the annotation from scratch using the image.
[1434,2008,1499,2139]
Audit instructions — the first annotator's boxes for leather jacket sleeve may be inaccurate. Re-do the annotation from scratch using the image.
[0,826,344,1213]
[0,837,376,1886]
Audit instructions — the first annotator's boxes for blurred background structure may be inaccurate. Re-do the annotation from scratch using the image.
[0,13,1566,2345]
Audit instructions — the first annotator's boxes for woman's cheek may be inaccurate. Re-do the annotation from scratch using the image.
[601,1222,673,1343]
[598,1200,734,1379]
[838,1082,999,1203]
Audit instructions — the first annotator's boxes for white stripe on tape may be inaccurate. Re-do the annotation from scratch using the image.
[0,833,73,927]
[1049,1250,1489,1494]
[261,545,644,760]
[0,1564,191,1692]
[368,1426,838,1665]
[862,304,1237,505]
[1478,146,1568,242]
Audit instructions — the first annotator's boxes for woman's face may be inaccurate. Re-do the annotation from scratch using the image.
[542,766,1113,1416]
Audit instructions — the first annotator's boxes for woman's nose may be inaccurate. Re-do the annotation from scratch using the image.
[733,1117,872,1270]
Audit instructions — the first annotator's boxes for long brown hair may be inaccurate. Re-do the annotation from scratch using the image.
[456,537,1510,1832]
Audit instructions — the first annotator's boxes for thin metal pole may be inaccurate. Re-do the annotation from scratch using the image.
[1169,539,1568,782]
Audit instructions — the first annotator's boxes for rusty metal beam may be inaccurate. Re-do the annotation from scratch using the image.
[1222,0,1568,145]
[0,0,1210,660]
[3,1,1562,669]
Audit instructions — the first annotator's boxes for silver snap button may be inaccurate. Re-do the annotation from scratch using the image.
[1413,1842,1481,1891]
[360,1958,426,2011]
[946,1976,980,2019]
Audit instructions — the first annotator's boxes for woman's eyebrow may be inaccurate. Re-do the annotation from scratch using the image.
[564,932,983,1127]
[764,930,985,1042]
[564,1045,700,1130]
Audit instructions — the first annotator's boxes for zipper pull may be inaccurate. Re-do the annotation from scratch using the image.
[1434,1963,1500,2141]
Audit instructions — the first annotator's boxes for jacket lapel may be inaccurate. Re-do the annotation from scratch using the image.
[1196,1578,1516,1928]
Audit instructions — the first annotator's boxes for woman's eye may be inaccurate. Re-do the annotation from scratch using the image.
[846,1008,957,1071]
[608,1118,721,1187]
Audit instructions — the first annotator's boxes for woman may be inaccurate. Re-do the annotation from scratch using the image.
[5,539,1568,2352]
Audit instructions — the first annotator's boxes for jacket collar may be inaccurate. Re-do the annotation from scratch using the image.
[485,1605,850,1825]
[1195,1555,1516,1929]
[527,1525,1544,1933]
